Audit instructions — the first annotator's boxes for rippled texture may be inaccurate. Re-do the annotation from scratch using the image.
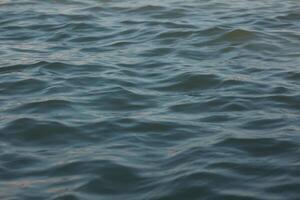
[1,0,300,199]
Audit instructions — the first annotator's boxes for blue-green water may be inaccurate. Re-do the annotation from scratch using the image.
[1,0,300,199]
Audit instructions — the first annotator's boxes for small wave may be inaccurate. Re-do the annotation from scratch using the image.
[0,118,81,146]
[0,78,47,95]
[139,47,174,57]
[215,137,298,157]
[276,12,300,21]
[266,182,300,196]
[152,72,221,92]
[154,30,195,40]
[151,8,187,19]
[77,161,145,194]
[220,28,257,42]
[125,5,166,14]
[10,99,74,114]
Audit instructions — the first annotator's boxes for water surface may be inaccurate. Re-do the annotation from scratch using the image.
[1,0,300,199]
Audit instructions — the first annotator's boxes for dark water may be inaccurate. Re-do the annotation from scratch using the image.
[1,0,300,199]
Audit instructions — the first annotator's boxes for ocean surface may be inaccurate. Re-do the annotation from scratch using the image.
[1,0,300,199]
